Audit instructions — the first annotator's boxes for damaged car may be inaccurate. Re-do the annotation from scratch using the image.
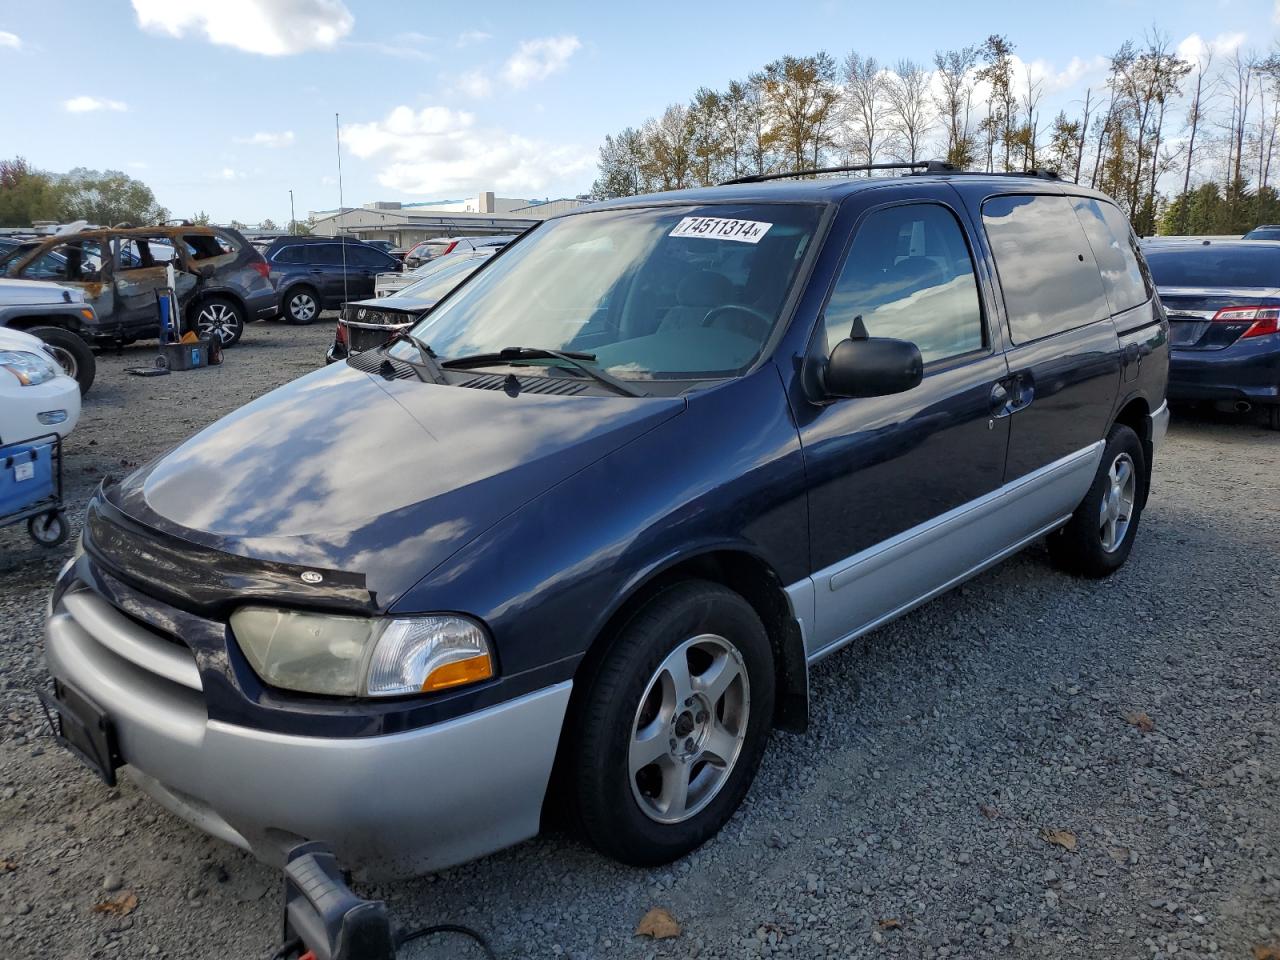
[0,225,274,347]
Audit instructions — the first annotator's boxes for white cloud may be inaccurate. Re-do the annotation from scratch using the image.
[0,31,21,50]
[1024,55,1108,96]
[456,69,493,99]
[219,167,244,180]
[1275,0,1279,25]
[1176,32,1245,68]
[131,0,353,56]
[64,96,128,113]
[235,130,296,148]
[456,30,491,47]
[344,39,433,61]
[128,160,150,170]
[502,35,580,88]
[343,105,594,195]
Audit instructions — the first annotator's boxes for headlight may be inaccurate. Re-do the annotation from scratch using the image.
[229,607,494,698]
[0,350,59,386]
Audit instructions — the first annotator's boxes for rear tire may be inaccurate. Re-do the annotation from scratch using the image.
[569,581,775,867]
[1048,424,1146,578]
[284,287,320,325]
[28,326,95,395]
[191,296,245,347]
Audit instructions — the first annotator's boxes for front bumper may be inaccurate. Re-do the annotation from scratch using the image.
[1168,335,1280,405]
[44,587,572,879]
[1,375,81,443]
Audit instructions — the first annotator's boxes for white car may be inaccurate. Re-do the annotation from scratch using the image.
[374,245,503,298]
[0,326,81,446]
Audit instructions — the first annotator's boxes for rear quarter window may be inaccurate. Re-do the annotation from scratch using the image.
[1070,199,1150,313]
[982,194,1109,344]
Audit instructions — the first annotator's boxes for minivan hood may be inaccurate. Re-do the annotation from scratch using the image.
[103,361,683,608]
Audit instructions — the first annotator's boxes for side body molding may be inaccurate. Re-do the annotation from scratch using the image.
[788,442,1104,662]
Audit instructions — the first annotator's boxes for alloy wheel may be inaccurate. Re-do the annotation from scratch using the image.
[290,293,317,323]
[43,343,78,379]
[1098,452,1136,553]
[629,634,750,825]
[196,303,240,345]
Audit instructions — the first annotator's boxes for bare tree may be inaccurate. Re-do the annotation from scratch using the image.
[933,46,979,167]
[843,52,889,164]
[1178,50,1212,230]
[884,59,934,162]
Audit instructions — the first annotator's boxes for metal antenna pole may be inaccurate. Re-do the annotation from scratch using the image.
[335,113,349,305]
[289,189,296,235]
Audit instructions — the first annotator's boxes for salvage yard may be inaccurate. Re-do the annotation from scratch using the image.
[1,322,1278,959]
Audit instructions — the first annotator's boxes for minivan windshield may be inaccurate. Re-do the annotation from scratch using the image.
[396,203,822,381]
[1144,244,1280,289]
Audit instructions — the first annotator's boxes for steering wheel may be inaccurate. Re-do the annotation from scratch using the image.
[701,304,773,341]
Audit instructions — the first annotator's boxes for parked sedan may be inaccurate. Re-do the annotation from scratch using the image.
[374,239,510,298]
[1243,225,1280,241]
[327,250,495,362]
[1144,239,1280,429]
[0,326,80,445]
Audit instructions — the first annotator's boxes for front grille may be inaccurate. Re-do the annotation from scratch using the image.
[58,588,203,692]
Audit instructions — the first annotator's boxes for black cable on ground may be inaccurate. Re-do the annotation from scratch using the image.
[397,923,498,958]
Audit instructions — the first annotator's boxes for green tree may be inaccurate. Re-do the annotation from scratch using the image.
[591,127,650,199]
[0,157,67,226]
[57,168,167,225]
[191,210,211,225]
[259,217,278,231]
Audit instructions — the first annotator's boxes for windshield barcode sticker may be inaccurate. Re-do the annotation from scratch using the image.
[669,217,772,244]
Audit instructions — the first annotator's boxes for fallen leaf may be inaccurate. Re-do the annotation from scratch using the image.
[1040,828,1078,852]
[878,918,902,930]
[1254,945,1280,960]
[1124,711,1155,732]
[979,804,1000,820]
[0,859,16,873]
[635,907,680,940]
[93,893,138,917]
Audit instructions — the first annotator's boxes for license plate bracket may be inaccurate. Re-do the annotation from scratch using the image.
[36,681,122,786]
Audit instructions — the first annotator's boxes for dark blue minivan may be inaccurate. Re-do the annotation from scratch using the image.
[42,166,1169,878]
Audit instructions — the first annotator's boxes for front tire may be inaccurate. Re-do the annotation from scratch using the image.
[1048,423,1146,577]
[569,581,775,867]
[28,326,95,395]
[192,296,245,347]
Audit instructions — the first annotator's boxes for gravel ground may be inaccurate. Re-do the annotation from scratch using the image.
[1,321,1278,959]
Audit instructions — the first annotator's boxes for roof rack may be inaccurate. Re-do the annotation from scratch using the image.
[721,160,955,185]
[720,160,1065,186]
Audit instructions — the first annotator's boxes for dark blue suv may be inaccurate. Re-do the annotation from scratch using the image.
[263,236,400,324]
[43,164,1169,879]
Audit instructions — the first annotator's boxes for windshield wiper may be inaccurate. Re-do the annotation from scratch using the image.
[442,347,649,398]
[388,332,445,384]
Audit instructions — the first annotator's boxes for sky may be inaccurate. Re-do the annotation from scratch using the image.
[0,0,1276,224]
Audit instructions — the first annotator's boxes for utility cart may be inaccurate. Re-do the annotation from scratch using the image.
[0,433,68,547]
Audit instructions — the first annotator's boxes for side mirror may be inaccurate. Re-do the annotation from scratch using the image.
[822,336,923,399]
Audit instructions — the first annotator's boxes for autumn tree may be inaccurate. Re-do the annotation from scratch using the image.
[759,53,840,170]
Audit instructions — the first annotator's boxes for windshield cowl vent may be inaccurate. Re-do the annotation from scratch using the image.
[346,351,417,380]
[458,373,588,396]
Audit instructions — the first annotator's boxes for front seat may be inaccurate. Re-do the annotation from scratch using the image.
[658,271,735,332]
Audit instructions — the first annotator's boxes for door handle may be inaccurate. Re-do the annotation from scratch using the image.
[989,381,1010,415]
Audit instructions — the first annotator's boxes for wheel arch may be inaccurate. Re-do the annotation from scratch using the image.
[574,546,809,735]
[3,312,83,336]
[188,288,247,319]
[1110,392,1153,505]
